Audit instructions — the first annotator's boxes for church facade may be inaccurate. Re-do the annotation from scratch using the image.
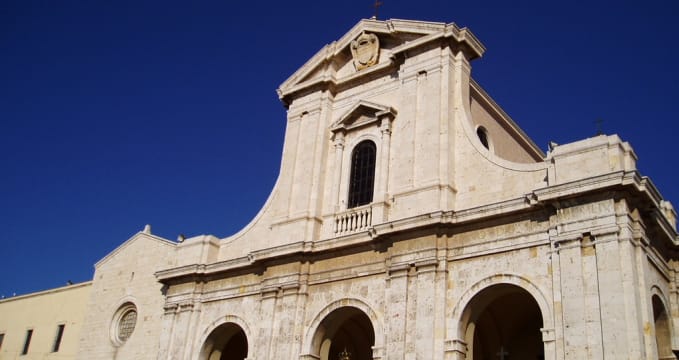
[3,18,678,360]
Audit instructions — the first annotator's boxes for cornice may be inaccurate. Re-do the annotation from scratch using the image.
[156,170,678,284]
[277,18,485,106]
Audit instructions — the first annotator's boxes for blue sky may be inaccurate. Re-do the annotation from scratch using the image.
[2,0,678,296]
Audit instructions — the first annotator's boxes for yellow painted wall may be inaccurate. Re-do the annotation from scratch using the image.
[0,282,91,360]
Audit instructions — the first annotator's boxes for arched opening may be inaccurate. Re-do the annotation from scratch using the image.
[312,306,375,360]
[476,126,490,150]
[200,322,248,360]
[348,140,376,208]
[463,284,544,360]
[652,295,674,359]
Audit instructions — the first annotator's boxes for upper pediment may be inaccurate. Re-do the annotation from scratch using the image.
[330,100,396,133]
[277,18,485,106]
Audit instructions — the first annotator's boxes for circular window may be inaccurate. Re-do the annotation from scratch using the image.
[111,303,137,345]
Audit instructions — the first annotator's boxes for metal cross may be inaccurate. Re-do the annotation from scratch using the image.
[496,346,509,360]
[373,0,383,19]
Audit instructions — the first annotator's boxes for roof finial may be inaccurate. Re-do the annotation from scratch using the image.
[372,0,383,19]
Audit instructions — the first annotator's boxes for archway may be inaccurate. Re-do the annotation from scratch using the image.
[463,284,544,360]
[312,306,375,360]
[199,322,248,360]
[652,294,674,359]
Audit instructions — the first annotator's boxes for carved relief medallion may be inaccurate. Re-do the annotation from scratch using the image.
[350,32,380,71]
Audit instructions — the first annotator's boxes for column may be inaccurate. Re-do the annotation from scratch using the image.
[331,131,345,212]
[385,265,409,359]
[254,287,278,360]
[378,115,392,205]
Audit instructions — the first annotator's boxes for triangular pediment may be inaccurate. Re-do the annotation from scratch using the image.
[330,100,396,133]
[95,231,175,268]
[277,18,485,106]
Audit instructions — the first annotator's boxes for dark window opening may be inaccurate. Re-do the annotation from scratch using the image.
[22,329,33,355]
[477,127,489,149]
[0,333,4,351]
[348,140,376,208]
[52,324,65,352]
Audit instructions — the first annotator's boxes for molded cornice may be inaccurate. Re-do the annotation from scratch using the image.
[277,18,485,107]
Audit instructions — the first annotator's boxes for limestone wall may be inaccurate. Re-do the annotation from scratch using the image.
[77,233,175,359]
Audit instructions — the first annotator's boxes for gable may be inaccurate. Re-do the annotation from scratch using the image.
[95,231,176,269]
[330,100,397,133]
[277,18,485,106]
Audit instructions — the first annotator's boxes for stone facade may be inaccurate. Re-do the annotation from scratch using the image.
[6,18,679,360]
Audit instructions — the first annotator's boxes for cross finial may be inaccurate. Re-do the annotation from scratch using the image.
[595,118,604,135]
[339,347,351,360]
[372,0,383,19]
[496,346,509,360]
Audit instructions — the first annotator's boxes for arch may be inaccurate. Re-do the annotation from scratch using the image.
[451,274,552,337]
[303,298,384,359]
[449,274,553,359]
[198,315,252,360]
[651,287,674,359]
[348,140,377,208]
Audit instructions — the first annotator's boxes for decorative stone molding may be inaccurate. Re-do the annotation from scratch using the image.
[163,303,178,315]
[444,339,468,354]
[541,327,556,342]
[330,100,396,134]
[350,32,380,71]
[177,301,195,313]
[371,345,385,359]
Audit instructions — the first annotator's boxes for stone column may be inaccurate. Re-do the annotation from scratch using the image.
[554,233,603,359]
[541,328,556,360]
[157,303,179,360]
[254,287,278,360]
[385,264,409,359]
[377,115,392,206]
[414,260,437,359]
[162,301,199,360]
[270,285,301,359]
[331,131,346,212]
[181,302,203,360]
[291,265,310,358]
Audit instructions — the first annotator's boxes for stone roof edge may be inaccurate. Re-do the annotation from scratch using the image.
[469,78,545,160]
[0,280,92,303]
[95,231,176,269]
[277,18,485,102]
[157,170,676,283]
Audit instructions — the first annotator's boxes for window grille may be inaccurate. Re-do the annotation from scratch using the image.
[118,309,137,341]
[348,140,376,208]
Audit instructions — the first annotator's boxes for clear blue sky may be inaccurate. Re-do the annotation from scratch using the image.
[2,0,678,296]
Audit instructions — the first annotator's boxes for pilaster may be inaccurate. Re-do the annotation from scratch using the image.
[385,264,409,359]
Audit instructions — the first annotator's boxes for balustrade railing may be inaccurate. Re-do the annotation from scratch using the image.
[334,205,372,235]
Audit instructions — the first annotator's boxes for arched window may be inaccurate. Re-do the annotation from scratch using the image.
[348,140,376,208]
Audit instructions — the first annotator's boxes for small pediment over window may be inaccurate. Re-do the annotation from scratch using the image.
[330,100,397,133]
